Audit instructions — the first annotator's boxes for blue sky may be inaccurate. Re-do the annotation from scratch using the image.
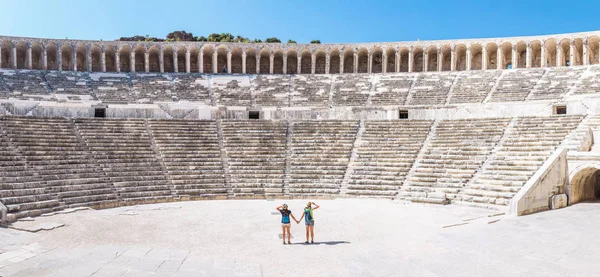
[1,0,599,43]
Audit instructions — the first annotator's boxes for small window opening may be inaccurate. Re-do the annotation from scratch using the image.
[249,111,260,119]
[399,110,409,119]
[94,108,106,118]
[555,106,567,115]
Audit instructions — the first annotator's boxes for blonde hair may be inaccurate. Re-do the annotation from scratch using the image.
[282,204,288,209]
[306,202,312,209]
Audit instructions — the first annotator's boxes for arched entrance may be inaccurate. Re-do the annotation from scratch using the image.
[568,163,600,205]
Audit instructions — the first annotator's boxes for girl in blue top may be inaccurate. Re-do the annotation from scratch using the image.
[297,202,320,244]
[276,204,299,245]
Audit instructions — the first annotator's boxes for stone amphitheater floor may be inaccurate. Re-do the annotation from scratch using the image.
[0,199,599,277]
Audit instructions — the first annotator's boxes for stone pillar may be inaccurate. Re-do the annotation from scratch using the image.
[57,45,63,71]
[282,53,287,74]
[353,53,358,73]
[269,53,274,74]
[0,45,2,68]
[145,52,150,72]
[256,54,261,74]
[556,44,562,67]
[438,49,443,72]
[325,53,330,74]
[382,53,387,73]
[541,43,546,67]
[185,49,191,73]
[311,53,316,74]
[228,52,233,74]
[395,52,400,73]
[408,48,413,72]
[367,52,372,73]
[72,45,77,71]
[570,40,575,66]
[526,43,532,68]
[42,45,48,70]
[339,54,344,73]
[450,46,456,71]
[213,51,218,73]
[101,48,106,72]
[86,46,92,72]
[199,50,204,73]
[423,52,428,72]
[466,47,471,71]
[511,45,517,69]
[497,47,502,70]
[11,44,17,68]
[25,43,32,69]
[583,40,589,66]
[173,51,178,73]
[130,51,135,72]
[115,51,120,72]
[482,48,487,70]
[297,55,301,74]
[242,52,246,74]
[159,48,164,73]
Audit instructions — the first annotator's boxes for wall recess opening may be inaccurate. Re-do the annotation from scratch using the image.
[554,105,567,115]
[94,108,106,118]
[399,110,409,119]
[249,111,260,119]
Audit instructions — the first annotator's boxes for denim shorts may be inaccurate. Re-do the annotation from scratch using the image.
[305,220,314,226]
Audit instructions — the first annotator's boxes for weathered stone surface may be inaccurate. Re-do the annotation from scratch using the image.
[551,194,568,210]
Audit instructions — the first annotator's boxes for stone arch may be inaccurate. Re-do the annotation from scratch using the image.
[202,45,215,73]
[588,36,600,65]
[399,47,409,72]
[412,47,424,72]
[15,41,27,69]
[568,163,600,205]
[357,48,368,73]
[189,47,200,73]
[75,44,87,72]
[300,49,311,74]
[485,43,498,70]
[0,40,12,68]
[133,45,146,72]
[104,45,116,72]
[559,39,571,66]
[230,47,243,74]
[273,49,284,74]
[573,38,584,66]
[45,42,59,70]
[217,46,228,73]
[148,45,160,72]
[315,49,326,74]
[118,45,132,72]
[385,47,396,73]
[426,46,438,71]
[90,45,102,72]
[544,39,557,67]
[470,44,483,70]
[259,48,270,74]
[515,41,527,69]
[440,45,451,71]
[371,47,383,73]
[455,44,467,71]
[286,49,297,74]
[530,40,542,68]
[329,48,340,74]
[246,48,257,74]
[176,47,187,73]
[61,43,74,71]
[500,42,513,69]
[343,48,355,73]
[30,42,43,70]
[163,46,175,72]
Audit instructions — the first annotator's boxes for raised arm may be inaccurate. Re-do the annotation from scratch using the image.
[312,202,320,210]
[275,205,282,212]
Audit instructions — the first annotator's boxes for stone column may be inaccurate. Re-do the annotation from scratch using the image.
[570,40,575,66]
[42,45,48,70]
[438,49,443,72]
[511,45,517,69]
[228,52,233,74]
[496,48,502,70]
[115,51,120,72]
[0,45,2,68]
[526,43,532,68]
[130,51,135,72]
[173,50,178,73]
[283,53,287,74]
[256,54,261,74]
[408,48,413,73]
[382,53,387,73]
[101,48,106,72]
[541,43,546,67]
[199,50,204,73]
[339,54,344,73]
[297,55,301,74]
[466,47,471,71]
[325,53,330,74]
[583,40,589,66]
[145,52,150,72]
[395,52,400,72]
[72,45,77,71]
[450,46,456,71]
[25,43,32,69]
[159,48,164,73]
[242,52,246,74]
[311,53,316,74]
[353,52,358,73]
[57,45,63,71]
[367,52,372,73]
[556,44,562,67]
[213,51,218,73]
[424,52,429,72]
[11,44,17,68]
[86,46,92,72]
[269,53,274,74]
[185,49,191,73]
[482,48,487,70]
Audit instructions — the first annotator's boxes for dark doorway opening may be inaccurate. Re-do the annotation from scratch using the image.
[399,110,409,119]
[95,108,106,118]
[249,111,260,119]
[555,105,567,115]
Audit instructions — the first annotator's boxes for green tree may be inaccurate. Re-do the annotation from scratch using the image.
[265,37,281,43]
[166,30,196,41]
[310,40,321,44]
[253,38,263,43]
[287,39,297,44]
[197,36,208,42]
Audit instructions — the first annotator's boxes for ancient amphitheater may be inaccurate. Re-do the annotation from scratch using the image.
[2,31,600,276]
